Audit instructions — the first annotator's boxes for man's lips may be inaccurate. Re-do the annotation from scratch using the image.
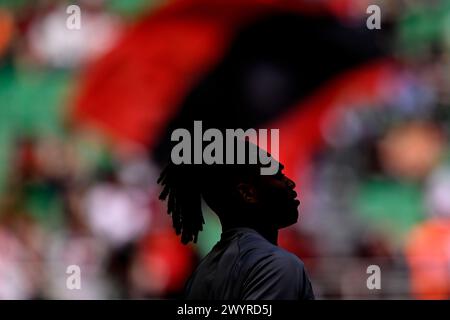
[289,190,299,206]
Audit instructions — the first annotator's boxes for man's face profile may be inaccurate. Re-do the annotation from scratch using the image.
[236,164,300,228]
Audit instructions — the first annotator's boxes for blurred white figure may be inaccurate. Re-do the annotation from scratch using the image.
[0,229,31,299]
[426,166,450,219]
[0,222,43,300]
[28,3,121,68]
[84,155,154,249]
[84,180,151,249]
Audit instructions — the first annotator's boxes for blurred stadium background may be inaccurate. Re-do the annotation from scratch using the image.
[0,0,450,299]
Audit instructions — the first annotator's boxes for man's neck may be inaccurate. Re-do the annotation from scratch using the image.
[256,227,278,245]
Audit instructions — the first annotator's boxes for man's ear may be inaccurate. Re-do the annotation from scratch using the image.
[236,183,258,204]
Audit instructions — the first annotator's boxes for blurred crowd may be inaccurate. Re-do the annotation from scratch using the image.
[0,0,450,299]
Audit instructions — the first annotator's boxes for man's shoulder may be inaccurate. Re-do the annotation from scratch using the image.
[236,231,314,300]
[235,230,277,254]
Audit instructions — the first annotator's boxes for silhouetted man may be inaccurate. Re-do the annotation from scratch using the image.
[157,142,314,300]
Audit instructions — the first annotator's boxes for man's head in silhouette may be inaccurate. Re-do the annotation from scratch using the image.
[158,142,299,244]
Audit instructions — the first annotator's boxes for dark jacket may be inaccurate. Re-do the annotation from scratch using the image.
[185,227,315,300]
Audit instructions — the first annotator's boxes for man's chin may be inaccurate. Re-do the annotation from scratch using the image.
[277,210,299,228]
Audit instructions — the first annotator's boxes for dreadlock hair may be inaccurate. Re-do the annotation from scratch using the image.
[157,141,269,245]
[157,162,205,244]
